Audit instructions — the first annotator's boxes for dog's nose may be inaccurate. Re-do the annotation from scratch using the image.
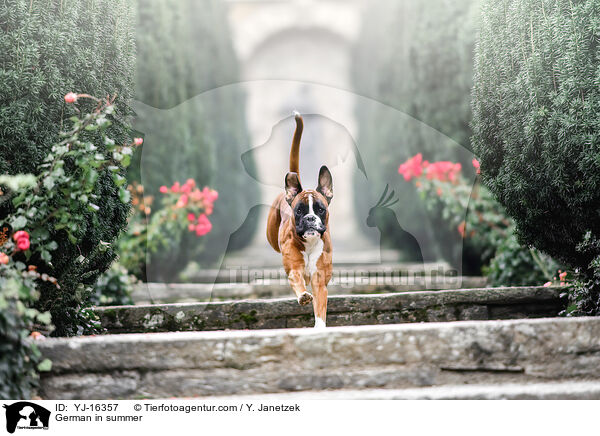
[305,215,316,223]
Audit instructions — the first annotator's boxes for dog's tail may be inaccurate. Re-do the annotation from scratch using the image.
[289,111,303,175]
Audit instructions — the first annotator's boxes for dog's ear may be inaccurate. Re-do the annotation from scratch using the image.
[316,166,333,204]
[285,172,302,204]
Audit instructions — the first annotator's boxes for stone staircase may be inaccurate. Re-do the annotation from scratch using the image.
[34,263,600,400]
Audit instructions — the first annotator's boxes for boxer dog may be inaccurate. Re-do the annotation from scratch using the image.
[266,112,333,328]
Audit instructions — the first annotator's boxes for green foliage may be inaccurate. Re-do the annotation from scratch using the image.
[561,232,600,316]
[352,0,480,269]
[484,234,560,286]
[92,263,136,306]
[0,0,135,335]
[0,98,136,336]
[132,0,257,279]
[472,0,600,289]
[0,260,53,399]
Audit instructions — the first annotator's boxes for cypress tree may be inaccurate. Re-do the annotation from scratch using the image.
[472,0,600,308]
[134,0,256,279]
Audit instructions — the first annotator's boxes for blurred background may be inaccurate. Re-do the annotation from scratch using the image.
[127,0,483,283]
[113,0,524,290]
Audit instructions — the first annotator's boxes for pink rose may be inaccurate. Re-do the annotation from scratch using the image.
[17,237,30,251]
[175,194,189,208]
[134,137,143,146]
[398,154,424,181]
[0,252,8,265]
[159,186,169,194]
[13,230,30,251]
[559,271,567,281]
[195,214,212,236]
[64,92,78,103]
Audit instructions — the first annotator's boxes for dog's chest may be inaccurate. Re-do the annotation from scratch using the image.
[302,237,324,277]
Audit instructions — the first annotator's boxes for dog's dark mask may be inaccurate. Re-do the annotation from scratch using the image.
[285,165,333,240]
[293,195,327,238]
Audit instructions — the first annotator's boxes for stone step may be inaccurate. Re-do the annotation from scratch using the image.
[219,248,407,269]
[178,261,456,284]
[98,286,563,333]
[131,276,488,304]
[38,316,600,399]
[199,380,600,400]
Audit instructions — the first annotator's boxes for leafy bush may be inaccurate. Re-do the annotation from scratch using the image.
[0,250,53,399]
[484,234,560,287]
[561,232,600,316]
[472,0,600,309]
[92,263,136,307]
[352,0,480,266]
[0,0,135,334]
[398,154,560,284]
[0,95,138,336]
[133,0,257,279]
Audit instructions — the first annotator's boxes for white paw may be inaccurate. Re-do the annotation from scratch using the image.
[314,318,326,328]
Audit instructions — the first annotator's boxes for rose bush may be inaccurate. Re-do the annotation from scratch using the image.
[0,94,139,336]
[0,93,141,397]
[116,179,218,280]
[399,154,561,285]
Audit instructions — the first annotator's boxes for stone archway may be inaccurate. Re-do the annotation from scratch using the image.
[222,0,387,266]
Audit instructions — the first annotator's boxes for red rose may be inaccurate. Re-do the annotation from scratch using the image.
[13,230,30,251]
[12,230,28,241]
[16,237,30,251]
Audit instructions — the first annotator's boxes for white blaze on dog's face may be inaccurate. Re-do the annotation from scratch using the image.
[285,166,333,240]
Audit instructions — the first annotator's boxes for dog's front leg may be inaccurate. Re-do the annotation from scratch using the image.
[310,271,328,328]
[288,268,313,306]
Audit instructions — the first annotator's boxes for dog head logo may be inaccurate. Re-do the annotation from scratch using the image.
[3,402,50,433]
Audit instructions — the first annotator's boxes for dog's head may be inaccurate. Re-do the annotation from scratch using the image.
[285,166,333,240]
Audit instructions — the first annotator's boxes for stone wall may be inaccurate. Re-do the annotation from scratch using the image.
[39,316,600,399]
[97,286,564,333]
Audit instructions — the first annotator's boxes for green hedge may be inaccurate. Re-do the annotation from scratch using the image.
[133,0,257,280]
[472,0,600,307]
[352,0,481,271]
[0,0,135,335]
